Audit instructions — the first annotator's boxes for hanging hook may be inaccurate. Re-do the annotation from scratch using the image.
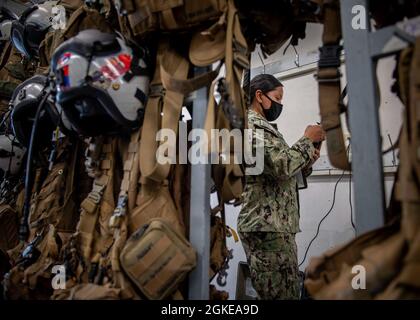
[283,38,300,67]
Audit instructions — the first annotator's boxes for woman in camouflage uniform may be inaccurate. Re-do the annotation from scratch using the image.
[238,74,325,300]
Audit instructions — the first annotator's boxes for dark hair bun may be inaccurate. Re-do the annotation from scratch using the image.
[249,74,283,103]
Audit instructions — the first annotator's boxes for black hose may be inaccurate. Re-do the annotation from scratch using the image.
[19,89,51,241]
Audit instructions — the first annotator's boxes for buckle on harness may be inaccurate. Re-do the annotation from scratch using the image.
[314,72,342,83]
[149,84,165,98]
[87,191,101,204]
[114,194,128,216]
[318,44,342,69]
[88,182,106,204]
[109,194,128,228]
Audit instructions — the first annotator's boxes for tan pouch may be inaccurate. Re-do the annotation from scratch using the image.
[120,218,196,300]
[375,232,420,299]
[305,218,400,296]
[312,232,406,299]
[129,180,185,237]
[52,283,122,300]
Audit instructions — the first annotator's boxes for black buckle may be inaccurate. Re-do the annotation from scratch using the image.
[318,44,342,68]
[149,84,165,98]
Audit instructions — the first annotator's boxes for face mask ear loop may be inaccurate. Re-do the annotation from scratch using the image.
[263,92,278,106]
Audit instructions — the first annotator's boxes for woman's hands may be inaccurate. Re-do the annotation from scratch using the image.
[304,125,326,143]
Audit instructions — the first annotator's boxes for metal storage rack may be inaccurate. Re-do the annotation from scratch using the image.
[340,0,419,235]
[188,70,211,300]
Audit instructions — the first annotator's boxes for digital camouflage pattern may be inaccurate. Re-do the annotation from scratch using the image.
[240,232,300,300]
[238,109,315,234]
[238,109,315,300]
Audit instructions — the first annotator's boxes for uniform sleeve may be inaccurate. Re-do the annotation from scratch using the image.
[260,130,316,180]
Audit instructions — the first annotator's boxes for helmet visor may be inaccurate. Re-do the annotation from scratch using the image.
[10,20,30,57]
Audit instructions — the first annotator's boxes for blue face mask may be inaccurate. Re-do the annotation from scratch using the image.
[262,93,283,121]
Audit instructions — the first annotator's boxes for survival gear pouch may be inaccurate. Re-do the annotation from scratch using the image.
[120,218,196,300]
[3,140,82,299]
[116,0,227,41]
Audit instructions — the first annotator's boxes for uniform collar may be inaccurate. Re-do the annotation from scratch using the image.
[248,109,281,137]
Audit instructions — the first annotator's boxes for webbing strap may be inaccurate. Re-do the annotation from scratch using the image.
[109,129,141,288]
[59,5,85,40]
[77,139,114,261]
[113,129,142,218]
[213,0,248,202]
[204,81,217,155]
[160,61,222,95]
[317,0,350,170]
[63,140,79,206]
[139,42,189,182]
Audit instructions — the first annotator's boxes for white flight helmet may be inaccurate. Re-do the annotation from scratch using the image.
[51,29,150,137]
[10,1,58,58]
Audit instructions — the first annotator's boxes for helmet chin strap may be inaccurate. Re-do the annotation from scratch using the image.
[84,45,97,84]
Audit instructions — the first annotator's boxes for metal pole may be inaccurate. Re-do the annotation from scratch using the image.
[188,67,211,299]
[340,0,385,234]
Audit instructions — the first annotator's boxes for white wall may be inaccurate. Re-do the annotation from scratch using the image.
[212,23,404,299]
